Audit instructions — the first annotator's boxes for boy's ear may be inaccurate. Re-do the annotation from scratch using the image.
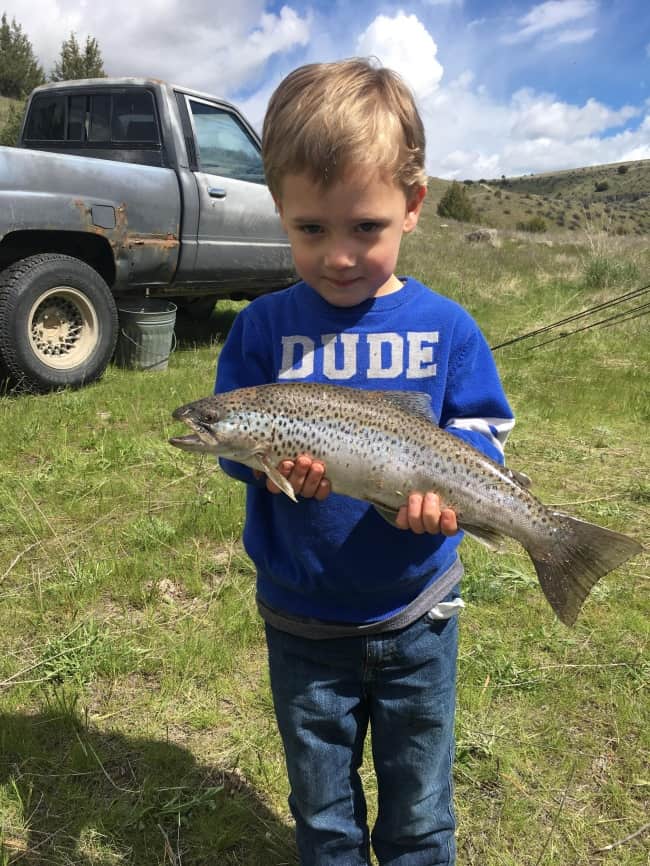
[403,185,427,233]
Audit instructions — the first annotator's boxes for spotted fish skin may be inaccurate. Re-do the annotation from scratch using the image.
[170,382,642,626]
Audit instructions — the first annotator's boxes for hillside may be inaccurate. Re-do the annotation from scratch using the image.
[428,159,650,236]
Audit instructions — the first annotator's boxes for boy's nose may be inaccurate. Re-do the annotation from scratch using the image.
[324,243,356,269]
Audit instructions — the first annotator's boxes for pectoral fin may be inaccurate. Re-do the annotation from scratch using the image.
[256,455,298,502]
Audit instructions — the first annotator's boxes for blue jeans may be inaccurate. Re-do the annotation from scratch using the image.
[265,613,458,866]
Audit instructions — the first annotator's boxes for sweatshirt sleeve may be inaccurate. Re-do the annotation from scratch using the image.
[439,318,514,465]
[214,308,271,486]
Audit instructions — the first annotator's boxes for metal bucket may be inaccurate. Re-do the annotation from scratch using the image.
[114,299,177,371]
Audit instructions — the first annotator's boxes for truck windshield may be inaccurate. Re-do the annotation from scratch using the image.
[189,100,265,184]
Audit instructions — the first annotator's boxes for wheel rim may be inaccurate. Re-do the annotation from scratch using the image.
[28,286,99,370]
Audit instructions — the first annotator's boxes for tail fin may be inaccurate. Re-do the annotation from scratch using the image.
[528,515,643,626]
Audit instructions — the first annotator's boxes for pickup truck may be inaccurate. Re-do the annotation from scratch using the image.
[0,77,295,392]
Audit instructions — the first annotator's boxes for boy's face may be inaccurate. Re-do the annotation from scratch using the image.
[275,168,426,308]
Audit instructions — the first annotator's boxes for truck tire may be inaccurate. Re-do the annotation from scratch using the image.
[0,254,118,393]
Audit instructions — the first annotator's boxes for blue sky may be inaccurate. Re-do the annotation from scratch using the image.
[6,0,650,177]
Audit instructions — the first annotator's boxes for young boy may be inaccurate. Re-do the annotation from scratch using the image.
[215,59,514,866]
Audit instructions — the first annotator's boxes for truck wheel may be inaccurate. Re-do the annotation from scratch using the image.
[0,254,118,393]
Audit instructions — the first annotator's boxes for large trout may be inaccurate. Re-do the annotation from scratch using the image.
[169,382,642,625]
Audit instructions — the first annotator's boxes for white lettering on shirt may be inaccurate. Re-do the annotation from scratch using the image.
[322,333,360,380]
[278,335,315,379]
[278,332,439,381]
[366,332,403,379]
[406,332,438,378]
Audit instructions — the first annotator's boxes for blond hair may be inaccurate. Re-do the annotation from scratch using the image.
[262,58,427,200]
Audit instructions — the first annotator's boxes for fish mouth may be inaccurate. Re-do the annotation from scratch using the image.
[169,408,219,452]
[169,432,211,453]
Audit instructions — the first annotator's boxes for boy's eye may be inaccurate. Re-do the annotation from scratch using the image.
[299,224,322,235]
[357,222,381,233]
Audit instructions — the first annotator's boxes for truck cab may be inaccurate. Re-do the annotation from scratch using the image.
[0,78,295,392]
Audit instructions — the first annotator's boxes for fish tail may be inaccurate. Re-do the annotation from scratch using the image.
[528,515,643,626]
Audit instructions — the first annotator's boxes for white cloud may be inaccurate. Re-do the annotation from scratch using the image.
[417,74,649,180]
[503,0,597,45]
[2,0,310,96]
[350,11,647,181]
[554,26,596,44]
[510,90,638,139]
[356,12,443,99]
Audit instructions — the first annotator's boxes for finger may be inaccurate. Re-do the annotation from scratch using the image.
[439,507,458,536]
[407,492,426,534]
[421,492,443,535]
[287,454,312,495]
[395,504,409,530]
[314,476,331,501]
[266,459,294,494]
[301,461,327,499]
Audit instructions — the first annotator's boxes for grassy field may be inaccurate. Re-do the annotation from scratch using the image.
[0,203,648,864]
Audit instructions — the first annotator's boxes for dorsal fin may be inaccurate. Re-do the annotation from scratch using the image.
[378,390,437,423]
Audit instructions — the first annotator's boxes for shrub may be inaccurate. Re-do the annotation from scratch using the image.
[595,181,609,192]
[437,181,476,222]
[516,215,547,233]
[0,100,26,147]
[584,257,639,289]
[617,165,629,175]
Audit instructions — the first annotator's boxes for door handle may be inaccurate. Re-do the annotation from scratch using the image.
[208,187,227,199]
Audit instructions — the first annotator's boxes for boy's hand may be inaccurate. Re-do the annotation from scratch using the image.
[395,492,458,536]
[259,454,331,500]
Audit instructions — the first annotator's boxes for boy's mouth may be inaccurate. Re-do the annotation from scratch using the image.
[326,277,362,288]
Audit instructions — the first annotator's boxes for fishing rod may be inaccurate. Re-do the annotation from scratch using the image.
[523,300,650,351]
[491,282,650,351]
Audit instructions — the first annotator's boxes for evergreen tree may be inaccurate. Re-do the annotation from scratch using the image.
[0,13,46,98]
[437,181,476,222]
[50,32,106,81]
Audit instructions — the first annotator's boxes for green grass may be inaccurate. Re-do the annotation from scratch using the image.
[1,226,649,864]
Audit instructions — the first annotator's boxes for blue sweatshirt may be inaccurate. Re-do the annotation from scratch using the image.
[215,278,514,624]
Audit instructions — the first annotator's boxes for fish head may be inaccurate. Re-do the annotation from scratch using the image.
[169,394,263,459]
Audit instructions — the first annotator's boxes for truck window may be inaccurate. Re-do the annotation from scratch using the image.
[24,94,66,140]
[111,91,160,143]
[189,100,265,184]
[24,88,161,147]
[68,94,85,141]
[88,93,112,142]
